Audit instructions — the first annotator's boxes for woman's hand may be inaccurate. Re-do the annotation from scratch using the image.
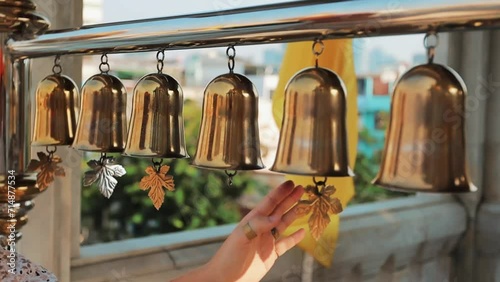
[173,180,305,282]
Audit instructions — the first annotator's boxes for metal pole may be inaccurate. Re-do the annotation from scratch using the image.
[0,35,37,246]
[7,0,500,58]
[0,36,30,177]
[1,35,7,177]
[5,57,31,174]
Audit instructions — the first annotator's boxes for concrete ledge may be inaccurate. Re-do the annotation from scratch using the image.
[71,195,467,281]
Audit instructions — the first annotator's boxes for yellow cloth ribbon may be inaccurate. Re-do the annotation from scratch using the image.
[272,39,358,267]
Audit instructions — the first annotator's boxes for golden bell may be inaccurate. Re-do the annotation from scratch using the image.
[191,73,264,170]
[271,67,353,177]
[72,74,127,152]
[123,73,188,158]
[32,74,79,146]
[373,63,477,193]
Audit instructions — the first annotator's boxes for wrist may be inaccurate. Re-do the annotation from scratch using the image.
[171,260,219,282]
[201,259,223,282]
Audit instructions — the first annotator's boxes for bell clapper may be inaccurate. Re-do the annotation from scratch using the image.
[424,30,439,64]
[312,38,325,68]
[225,170,237,186]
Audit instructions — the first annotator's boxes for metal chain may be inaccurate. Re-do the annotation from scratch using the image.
[99,53,110,74]
[312,176,327,187]
[45,145,57,161]
[99,152,108,164]
[156,49,165,73]
[52,55,62,75]
[226,45,236,73]
[312,38,325,68]
[312,176,327,196]
[225,170,237,186]
[424,31,439,64]
[152,158,164,172]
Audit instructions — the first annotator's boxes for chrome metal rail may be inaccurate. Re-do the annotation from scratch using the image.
[6,0,500,58]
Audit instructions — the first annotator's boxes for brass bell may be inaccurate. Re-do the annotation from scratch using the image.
[191,73,264,170]
[32,74,79,146]
[124,73,188,158]
[72,73,128,152]
[373,63,477,193]
[271,67,353,177]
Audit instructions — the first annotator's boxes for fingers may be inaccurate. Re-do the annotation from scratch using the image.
[253,180,295,216]
[275,229,306,256]
[269,185,303,218]
[275,204,302,234]
[244,215,280,239]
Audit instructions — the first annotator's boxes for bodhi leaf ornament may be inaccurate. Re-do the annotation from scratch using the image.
[294,184,343,241]
[27,151,65,192]
[139,165,175,210]
[83,156,126,198]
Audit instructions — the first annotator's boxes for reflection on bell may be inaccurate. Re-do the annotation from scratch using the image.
[271,67,353,177]
[32,74,79,146]
[373,64,477,193]
[192,73,264,170]
[72,74,127,152]
[124,73,188,158]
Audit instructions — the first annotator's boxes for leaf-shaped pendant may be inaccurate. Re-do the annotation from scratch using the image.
[83,156,126,198]
[139,165,175,210]
[27,151,65,192]
[294,184,343,241]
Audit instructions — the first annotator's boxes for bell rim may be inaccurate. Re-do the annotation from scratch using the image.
[31,142,72,147]
[121,152,189,159]
[70,146,125,153]
[372,179,478,193]
[190,163,265,171]
[268,166,355,177]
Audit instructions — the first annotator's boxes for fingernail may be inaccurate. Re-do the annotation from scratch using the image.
[284,180,294,186]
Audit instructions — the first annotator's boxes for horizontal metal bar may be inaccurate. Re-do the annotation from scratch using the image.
[7,0,500,58]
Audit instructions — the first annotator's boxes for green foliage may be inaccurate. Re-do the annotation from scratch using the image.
[351,129,412,204]
[81,99,267,245]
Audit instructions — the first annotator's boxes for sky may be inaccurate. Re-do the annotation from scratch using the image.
[101,0,424,63]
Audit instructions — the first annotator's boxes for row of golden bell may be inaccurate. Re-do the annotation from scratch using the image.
[29,34,476,210]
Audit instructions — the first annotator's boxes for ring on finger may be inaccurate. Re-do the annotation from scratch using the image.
[271,227,279,240]
[243,222,257,240]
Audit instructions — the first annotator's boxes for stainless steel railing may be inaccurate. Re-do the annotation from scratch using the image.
[6,0,500,58]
